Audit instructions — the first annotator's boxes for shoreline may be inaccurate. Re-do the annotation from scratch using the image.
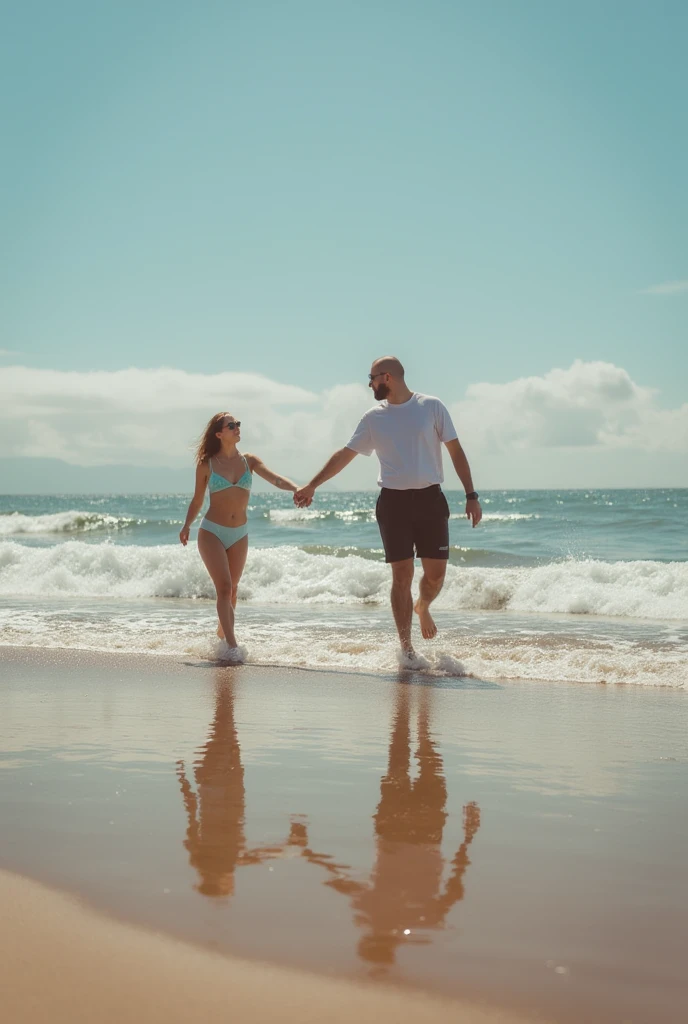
[1,868,540,1024]
[0,639,674,693]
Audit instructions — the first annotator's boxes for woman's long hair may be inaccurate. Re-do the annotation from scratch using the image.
[195,412,230,466]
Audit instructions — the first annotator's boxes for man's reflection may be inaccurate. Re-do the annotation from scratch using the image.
[177,672,480,972]
[299,684,481,967]
[176,671,289,897]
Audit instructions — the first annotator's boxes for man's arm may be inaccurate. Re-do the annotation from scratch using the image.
[444,438,482,527]
[294,447,358,506]
[435,802,481,916]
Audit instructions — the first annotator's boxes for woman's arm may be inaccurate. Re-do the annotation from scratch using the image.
[247,454,298,492]
[179,463,209,545]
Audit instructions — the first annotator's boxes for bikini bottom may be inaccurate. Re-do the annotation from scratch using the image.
[199,517,249,550]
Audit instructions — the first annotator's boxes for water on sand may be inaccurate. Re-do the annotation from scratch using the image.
[1,649,687,1023]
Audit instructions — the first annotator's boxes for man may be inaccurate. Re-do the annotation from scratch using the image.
[295,357,482,667]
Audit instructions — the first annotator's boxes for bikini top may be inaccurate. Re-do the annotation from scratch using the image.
[208,455,252,494]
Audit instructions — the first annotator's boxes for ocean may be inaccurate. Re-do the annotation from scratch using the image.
[1,489,686,687]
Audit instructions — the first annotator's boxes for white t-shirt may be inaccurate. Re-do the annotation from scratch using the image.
[346,393,458,489]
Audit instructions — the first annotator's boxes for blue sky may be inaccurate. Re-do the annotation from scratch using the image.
[1,1,686,488]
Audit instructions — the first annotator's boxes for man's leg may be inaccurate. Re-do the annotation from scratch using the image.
[413,487,450,640]
[376,489,416,653]
[390,558,415,652]
[414,558,447,640]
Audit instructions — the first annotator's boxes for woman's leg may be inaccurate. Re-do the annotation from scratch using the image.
[216,535,249,638]
[227,535,249,607]
[197,529,237,647]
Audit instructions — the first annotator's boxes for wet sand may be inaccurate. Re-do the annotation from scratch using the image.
[1,868,535,1024]
[1,646,687,1023]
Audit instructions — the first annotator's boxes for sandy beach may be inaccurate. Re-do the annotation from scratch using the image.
[1,868,536,1024]
[3,0,687,1019]
[1,645,687,1023]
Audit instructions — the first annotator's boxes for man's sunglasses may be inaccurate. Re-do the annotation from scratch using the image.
[368,372,387,381]
[223,420,241,430]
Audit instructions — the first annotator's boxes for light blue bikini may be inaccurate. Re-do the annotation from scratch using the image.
[199,455,252,550]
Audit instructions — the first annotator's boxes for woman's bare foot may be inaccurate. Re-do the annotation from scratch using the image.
[217,641,247,665]
[414,600,438,640]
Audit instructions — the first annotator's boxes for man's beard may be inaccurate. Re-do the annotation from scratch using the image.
[373,383,390,401]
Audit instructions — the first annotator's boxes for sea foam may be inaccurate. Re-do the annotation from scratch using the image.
[0,602,684,687]
[1,541,687,620]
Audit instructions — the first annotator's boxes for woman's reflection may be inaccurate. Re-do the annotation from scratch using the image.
[299,683,481,968]
[176,671,287,897]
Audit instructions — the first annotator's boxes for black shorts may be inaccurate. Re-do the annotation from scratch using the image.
[375,485,450,563]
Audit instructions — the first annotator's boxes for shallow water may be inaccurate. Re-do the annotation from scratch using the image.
[1,650,687,1023]
[1,598,686,688]
[1,489,687,686]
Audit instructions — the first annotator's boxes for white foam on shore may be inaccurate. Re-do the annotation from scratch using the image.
[0,603,684,687]
[1,541,687,621]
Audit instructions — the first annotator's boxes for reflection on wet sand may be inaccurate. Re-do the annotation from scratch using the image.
[299,683,480,968]
[178,674,480,973]
[176,672,297,897]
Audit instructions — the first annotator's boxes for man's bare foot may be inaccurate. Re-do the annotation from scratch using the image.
[397,648,431,670]
[414,600,438,640]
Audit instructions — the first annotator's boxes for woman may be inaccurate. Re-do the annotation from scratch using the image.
[180,412,300,663]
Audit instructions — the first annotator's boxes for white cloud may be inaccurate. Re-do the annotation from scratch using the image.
[451,360,688,456]
[0,366,378,486]
[641,280,688,295]
[2,366,316,414]
[0,349,19,356]
[1,361,685,489]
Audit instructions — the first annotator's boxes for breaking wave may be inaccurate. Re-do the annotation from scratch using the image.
[0,541,686,620]
[0,510,141,535]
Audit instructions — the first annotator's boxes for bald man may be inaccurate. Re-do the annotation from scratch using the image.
[295,357,482,667]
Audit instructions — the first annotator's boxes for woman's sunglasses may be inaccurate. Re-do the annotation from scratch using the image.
[224,420,241,430]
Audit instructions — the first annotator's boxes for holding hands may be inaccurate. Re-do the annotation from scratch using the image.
[293,449,356,508]
[294,484,315,508]
[294,486,482,526]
